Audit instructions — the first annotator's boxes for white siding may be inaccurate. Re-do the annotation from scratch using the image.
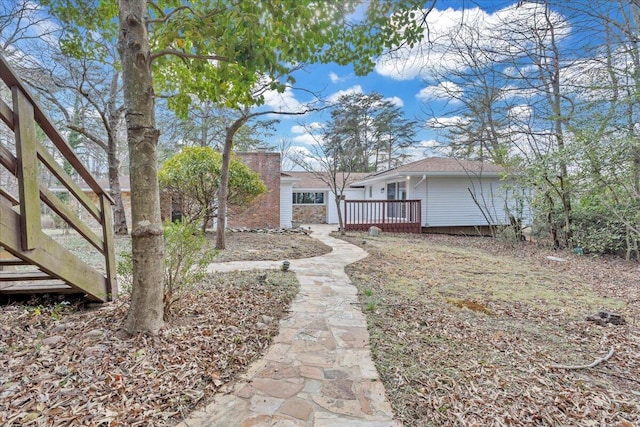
[426,177,511,227]
[280,181,294,228]
[409,177,428,227]
[366,183,388,201]
[327,188,365,224]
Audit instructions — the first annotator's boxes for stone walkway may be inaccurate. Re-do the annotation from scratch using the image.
[177,225,400,427]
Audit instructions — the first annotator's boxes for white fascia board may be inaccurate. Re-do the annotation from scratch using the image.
[353,170,503,186]
[281,176,301,183]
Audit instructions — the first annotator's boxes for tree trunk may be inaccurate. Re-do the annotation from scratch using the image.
[546,1,572,248]
[107,124,128,235]
[216,118,246,250]
[108,148,128,235]
[107,73,128,235]
[118,0,164,334]
[335,195,345,235]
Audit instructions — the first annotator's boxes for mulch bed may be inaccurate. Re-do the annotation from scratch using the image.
[0,270,297,426]
[207,230,331,262]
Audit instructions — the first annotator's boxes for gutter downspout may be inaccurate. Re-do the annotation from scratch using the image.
[414,175,426,229]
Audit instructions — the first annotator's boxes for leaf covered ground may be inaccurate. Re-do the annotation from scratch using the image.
[0,271,297,426]
[0,229,326,426]
[340,232,640,427]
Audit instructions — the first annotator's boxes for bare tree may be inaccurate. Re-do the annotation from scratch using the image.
[291,124,358,235]
[27,51,129,234]
[215,80,322,249]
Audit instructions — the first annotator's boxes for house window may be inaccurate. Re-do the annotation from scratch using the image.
[386,182,407,218]
[368,186,372,198]
[386,181,407,201]
[293,192,325,204]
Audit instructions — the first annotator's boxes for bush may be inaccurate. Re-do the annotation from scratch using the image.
[116,221,216,318]
[116,250,134,296]
[162,221,216,319]
[158,147,266,231]
[570,196,637,257]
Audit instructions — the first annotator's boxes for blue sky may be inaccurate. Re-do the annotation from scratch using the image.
[259,0,530,164]
[5,0,600,169]
[257,0,602,168]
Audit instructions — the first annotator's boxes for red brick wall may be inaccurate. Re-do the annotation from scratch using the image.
[228,152,281,229]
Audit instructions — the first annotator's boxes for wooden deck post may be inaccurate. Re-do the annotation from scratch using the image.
[101,193,117,300]
[13,86,41,250]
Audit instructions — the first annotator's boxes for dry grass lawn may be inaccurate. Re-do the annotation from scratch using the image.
[340,232,640,427]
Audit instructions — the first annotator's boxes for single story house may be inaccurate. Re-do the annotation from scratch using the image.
[49,152,528,234]
[279,156,529,234]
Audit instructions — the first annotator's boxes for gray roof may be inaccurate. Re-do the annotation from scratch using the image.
[354,157,504,185]
[282,171,370,189]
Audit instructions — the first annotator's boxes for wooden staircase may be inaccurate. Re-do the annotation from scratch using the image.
[0,55,116,302]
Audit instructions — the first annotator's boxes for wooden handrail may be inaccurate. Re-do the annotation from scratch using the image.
[0,54,117,301]
[0,55,112,203]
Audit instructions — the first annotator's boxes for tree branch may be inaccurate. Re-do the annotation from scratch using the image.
[549,347,615,370]
[146,5,195,24]
[67,124,108,151]
[149,49,231,63]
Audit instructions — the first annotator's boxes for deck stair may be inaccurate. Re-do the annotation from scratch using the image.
[0,54,116,302]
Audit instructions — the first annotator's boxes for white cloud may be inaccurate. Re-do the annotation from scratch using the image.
[384,96,404,107]
[327,85,363,103]
[289,145,313,157]
[291,122,322,134]
[508,104,532,121]
[375,4,570,81]
[416,139,441,148]
[416,81,463,102]
[329,72,346,83]
[426,116,470,129]
[404,139,450,161]
[263,86,304,113]
[292,132,323,147]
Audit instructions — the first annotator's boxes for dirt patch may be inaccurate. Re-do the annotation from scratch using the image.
[0,270,298,426]
[207,231,331,262]
[340,232,640,426]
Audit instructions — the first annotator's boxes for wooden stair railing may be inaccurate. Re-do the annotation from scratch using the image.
[0,55,116,302]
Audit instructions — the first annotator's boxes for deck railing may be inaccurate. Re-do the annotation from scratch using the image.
[0,55,116,302]
[343,199,421,234]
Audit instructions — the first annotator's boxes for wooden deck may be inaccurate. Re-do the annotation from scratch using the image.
[0,55,116,302]
[343,199,422,234]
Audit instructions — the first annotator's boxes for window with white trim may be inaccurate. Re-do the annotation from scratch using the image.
[293,192,325,204]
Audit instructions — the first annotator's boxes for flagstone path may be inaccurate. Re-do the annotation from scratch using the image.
[177,225,401,427]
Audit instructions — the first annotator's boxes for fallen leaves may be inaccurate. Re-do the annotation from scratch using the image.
[342,232,640,426]
[0,270,298,426]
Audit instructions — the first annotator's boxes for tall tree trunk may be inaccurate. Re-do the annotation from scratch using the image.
[107,139,128,235]
[107,73,128,235]
[216,118,246,250]
[545,1,572,247]
[118,0,164,334]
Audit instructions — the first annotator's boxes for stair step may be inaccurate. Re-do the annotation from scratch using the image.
[0,258,26,266]
[0,281,72,294]
[0,270,54,281]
